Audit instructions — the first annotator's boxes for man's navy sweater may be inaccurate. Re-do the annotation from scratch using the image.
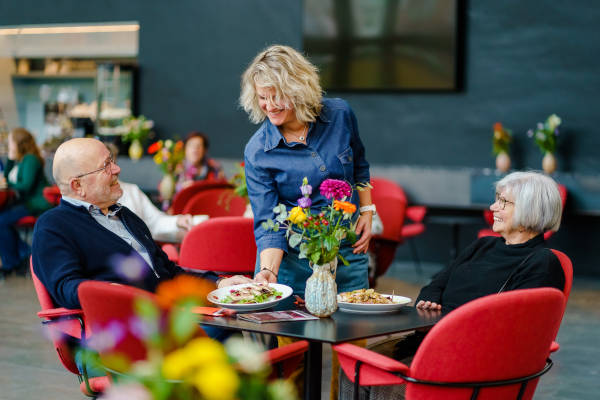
[32,200,214,309]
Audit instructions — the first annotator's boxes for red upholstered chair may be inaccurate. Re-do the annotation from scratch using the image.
[335,287,565,400]
[549,249,573,353]
[42,185,62,206]
[402,205,428,274]
[170,180,232,214]
[30,259,109,396]
[178,216,256,275]
[478,184,567,240]
[78,281,308,380]
[182,188,247,218]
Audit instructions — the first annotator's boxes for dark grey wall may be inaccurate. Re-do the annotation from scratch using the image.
[2,0,598,172]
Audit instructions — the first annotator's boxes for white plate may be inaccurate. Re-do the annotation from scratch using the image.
[208,283,293,311]
[337,294,412,314]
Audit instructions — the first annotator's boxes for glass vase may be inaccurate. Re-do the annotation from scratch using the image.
[159,174,176,201]
[305,258,338,317]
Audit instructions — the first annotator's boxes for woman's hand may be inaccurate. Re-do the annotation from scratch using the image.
[352,212,373,254]
[416,300,442,311]
[254,268,278,284]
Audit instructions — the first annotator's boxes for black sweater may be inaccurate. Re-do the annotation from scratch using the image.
[416,235,565,312]
[32,200,216,309]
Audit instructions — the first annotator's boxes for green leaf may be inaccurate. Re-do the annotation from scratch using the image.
[273,223,280,232]
[135,298,159,320]
[299,242,308,259]
[346,230,357,243]
[170,301,198,344]
[261,222,269,230]
[289,232,302,248]
[338,253,350,266]
[324,235,337,251]
[275,212,287,223]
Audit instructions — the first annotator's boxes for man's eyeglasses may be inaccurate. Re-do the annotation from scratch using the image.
[495,192,514,210]
[74,156,116,179]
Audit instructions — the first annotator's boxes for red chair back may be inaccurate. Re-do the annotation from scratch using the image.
[182,188,247,218]
[370,177,408,242]
[370,176,407,200]
[43,185,62,205]
[550,249,573,311]
[170,180,232,214]
[407,288,564,400]
[179,216,256,274]
[78,281,160,365]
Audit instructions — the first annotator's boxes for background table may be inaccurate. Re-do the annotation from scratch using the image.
[201,297,442,400]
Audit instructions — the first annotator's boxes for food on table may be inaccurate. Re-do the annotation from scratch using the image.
[220,283,283,304]
[338,288,397,304]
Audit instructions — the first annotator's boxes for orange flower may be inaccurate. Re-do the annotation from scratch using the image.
[333,200,356,214]
[155,275,216,309]
[494,122,503,132]
[174,140,184,151]
[148,141,162,154]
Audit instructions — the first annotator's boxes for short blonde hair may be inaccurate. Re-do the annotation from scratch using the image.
[240,44,323,124]
[496,171,562,233]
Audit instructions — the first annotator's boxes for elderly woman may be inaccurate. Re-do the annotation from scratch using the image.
[0,128,51,277]
[240,44,374,295]
[339,171,566,400]
[175,131,224,192]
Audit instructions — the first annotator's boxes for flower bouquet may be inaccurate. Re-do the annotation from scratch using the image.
[148,139,185,202]
[220,161,252,217]
[262,177,367,316]
[84,274,295,400]
[492,122,512,172]
[527,114,561,174]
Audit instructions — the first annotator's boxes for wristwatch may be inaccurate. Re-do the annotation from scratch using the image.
[359,204,377,215]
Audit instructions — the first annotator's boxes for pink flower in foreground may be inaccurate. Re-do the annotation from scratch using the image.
[320,179,352,200]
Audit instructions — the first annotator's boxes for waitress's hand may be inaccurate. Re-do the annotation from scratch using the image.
[352,212,373,254]
[254,268,278,284]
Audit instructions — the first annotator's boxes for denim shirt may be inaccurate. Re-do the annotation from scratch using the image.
[244,98,370,253]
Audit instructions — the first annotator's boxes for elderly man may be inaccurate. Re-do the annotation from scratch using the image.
[32,138,250,310]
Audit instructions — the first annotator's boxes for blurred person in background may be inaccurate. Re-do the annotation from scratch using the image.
[175,131,224,192]
[0,128,51,277]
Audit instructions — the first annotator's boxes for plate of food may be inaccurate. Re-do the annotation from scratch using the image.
[208,283,293,311]
[337,289,411,313]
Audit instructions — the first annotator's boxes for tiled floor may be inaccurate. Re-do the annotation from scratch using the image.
[1,261,599,399]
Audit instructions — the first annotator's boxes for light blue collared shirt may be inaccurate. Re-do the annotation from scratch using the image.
[60,196,158,277]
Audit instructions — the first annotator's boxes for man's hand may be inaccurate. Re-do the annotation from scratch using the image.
[217,275,253,288]
[176,214,193,231]
[352,212,373,254]
[416,300,442,311]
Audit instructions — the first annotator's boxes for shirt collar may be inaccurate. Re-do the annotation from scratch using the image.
[61,196,122,216]
[263,103,330,152]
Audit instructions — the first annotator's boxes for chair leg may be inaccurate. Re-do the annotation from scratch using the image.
[408,239,422,275]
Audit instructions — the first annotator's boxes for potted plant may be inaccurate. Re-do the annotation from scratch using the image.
[148,139,185,206]
[122,115,154,161]
[528,114,561,174]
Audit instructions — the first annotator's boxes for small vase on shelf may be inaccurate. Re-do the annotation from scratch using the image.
[495,152,511,173]
[159,174,176,201]
[128,139,143,161]
[305,258,338,317]
[542,152,557,174]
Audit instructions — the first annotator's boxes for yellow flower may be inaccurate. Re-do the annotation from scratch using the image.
[333,200,356,214]
[192,364,240,400]
[161,338,228,380]
[288,206,307,224]
[153,152,163,165]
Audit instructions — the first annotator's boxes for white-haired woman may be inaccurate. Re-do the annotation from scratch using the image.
[340,171,566,400]
[416,170,564,313]
[240,44,373,296]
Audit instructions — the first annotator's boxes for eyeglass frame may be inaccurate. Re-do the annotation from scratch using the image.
[73,156,116,179]
[494,192,515,210]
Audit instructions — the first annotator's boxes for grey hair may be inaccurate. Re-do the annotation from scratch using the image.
[496,171,562,233]
[239,44,323,124]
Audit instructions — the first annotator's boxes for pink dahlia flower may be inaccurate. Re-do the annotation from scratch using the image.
[320,179,352,200]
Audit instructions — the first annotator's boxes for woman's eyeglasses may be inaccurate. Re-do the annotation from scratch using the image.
[495,192,514,210]
[74,156,116,179]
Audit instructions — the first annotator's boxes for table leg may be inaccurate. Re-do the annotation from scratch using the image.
[304,340,322,400]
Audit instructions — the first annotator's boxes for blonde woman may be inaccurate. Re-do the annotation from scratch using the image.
[241,44,374,297]
[0,128,51,277]
[240,44,374,399]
